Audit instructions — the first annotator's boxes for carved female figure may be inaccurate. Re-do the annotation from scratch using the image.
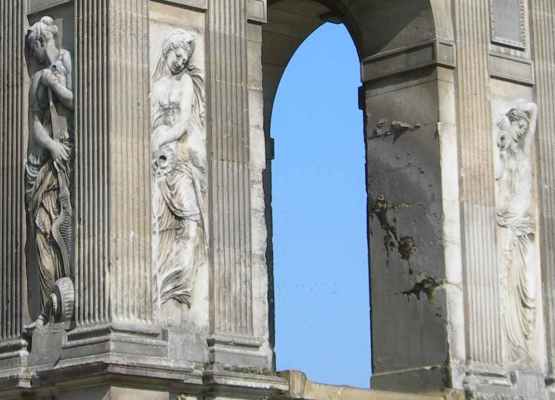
[495,102,538,363]
[151,30,207,313]
[24,16,74,328]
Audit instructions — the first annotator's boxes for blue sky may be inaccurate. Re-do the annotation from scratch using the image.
[271,23,371,388]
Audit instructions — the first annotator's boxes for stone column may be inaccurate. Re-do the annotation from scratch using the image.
[530,0,555,391]
[207,0,268,368]
[453,0,504,381]
[0,0,29,370]
[66,0,164,357]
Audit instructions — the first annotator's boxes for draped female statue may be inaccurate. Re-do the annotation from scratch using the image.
[151,30,207,314]
[495,102,538,364]
[24,16,74,329]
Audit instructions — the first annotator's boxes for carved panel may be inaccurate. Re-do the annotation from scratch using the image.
[150,3,208,327]
[494,103,539,364]
[490,0,526,49]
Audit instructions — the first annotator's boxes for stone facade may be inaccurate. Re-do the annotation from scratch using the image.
[0,0,555,399]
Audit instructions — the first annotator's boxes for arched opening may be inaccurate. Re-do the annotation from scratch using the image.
[270,22,370,387]
[262,0,458,394]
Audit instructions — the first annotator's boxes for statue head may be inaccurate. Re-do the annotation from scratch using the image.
[25,16,58,65]
[496,107,530,153]
[161,30,196,75]
[506,108,530,140]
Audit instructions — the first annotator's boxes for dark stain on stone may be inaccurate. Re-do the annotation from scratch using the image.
[371,194,418,268]
[398,236,416,261]
[402,276,443,301]
[371,119,421,143]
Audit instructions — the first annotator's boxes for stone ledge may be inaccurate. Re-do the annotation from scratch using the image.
[361,40,455,83]
[279,371,451,400]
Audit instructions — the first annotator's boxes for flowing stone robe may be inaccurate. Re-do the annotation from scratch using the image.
[495,103,538,364]
[151,31,207,313]
[24,17,74,321]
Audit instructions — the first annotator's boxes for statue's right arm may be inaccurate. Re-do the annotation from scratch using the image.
[521,102,538,154]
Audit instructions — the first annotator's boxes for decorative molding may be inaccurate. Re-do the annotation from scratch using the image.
[152,0,265,20]
[27,0,72,14]
[151,0,207,11]
[361,39,455,83]
[489,0,527,50]
[488,52,534,85]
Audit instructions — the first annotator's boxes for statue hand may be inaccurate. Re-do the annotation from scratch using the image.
[40,68,60,89]
[49,140,70,164]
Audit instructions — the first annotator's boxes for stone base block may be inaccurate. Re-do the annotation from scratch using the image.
[207,335,271,371]
[371,366,450,394]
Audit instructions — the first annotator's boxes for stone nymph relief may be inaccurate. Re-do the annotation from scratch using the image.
[151,29,208,322]
[24,16,75,331]
[495,102,538,365]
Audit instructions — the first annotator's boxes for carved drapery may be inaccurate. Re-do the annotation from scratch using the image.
[24,16,75,328]
[151,29,208,316]
[495,103,538,363]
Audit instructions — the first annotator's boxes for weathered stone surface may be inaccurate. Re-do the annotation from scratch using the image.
[1,0,555,399]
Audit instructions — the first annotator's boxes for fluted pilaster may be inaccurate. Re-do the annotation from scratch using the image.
[74,0,152,327]
[530,0,555,383]
[208,0,254,337]
[454,1,503,367]
[0,0,26,346]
